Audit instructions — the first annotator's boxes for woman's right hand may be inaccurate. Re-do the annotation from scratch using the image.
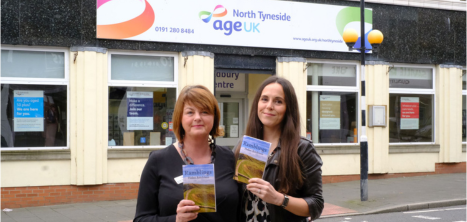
[176,200,199,222]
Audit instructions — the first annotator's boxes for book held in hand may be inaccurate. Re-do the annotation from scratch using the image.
[234,135,272,184]
[183,164,216,213]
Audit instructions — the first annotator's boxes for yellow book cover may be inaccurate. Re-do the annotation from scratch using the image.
[234,136,272,184]
[183,164,216,213]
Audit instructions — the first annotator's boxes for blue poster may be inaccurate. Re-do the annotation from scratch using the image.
[127,91,153,130]
[13,90,44,132]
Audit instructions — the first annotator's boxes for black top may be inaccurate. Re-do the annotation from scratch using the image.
[134,144,239,222]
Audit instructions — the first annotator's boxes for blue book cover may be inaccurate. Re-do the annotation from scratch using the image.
[234,135,272,184]
[182,164,216,213]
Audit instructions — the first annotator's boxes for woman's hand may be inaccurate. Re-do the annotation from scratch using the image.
[176,200,199,222]
[246,178,284,206]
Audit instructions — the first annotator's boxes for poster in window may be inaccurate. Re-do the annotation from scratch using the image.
[127,91,154,130]
[319,95,340,129]
[400,97,419,130]
[13,90,44,132]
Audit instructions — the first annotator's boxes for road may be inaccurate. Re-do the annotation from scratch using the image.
[317,205,466,222]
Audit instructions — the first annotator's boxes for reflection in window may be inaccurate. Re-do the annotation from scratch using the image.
[1,84,67,147]
[307,63,357,86]
[108,87,176,146]
[389,94,433,142]
[306,92,358,143]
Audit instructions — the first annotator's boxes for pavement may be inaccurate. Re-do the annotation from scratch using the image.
[1,173,465,222]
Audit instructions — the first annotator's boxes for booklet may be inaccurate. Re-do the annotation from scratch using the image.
[234,135,272,184]
[183,164,216,213]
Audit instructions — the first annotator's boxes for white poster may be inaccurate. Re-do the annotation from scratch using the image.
[319,95,341,130]
[230,125,239,138]
[127,91,154,130]
[96,0,373,52]
[13,90,44,132]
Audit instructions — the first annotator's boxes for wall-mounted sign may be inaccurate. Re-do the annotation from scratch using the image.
[215,72,245,92]
[400,97,419,130]
[319,95,340,130]
[127,91,154,130]
[96,0,373,52]
[13,90,44,132]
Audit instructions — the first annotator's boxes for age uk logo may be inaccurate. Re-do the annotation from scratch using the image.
[199,5,259,36]
[199,5,228,23]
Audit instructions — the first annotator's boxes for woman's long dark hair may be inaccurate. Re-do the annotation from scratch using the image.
[235,76,303,195]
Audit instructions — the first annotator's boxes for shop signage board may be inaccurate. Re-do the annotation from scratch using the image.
[389,67,433,89]
[13,90,44,132]
[400,97,419,130]
[319,95,340,129]
[127,91,154,130]
[215,72,245,92]
[96,0,373,52]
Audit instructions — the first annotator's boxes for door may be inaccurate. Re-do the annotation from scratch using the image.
[216,98,244,149]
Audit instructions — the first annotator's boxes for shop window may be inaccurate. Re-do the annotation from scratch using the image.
[389,66,435,143]
[306,62,358,144]
[462,69,466,143]
[108,52,178,148]
[1,47,68,149]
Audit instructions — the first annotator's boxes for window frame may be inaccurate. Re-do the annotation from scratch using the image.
[107,50,179,149]
[462,67,466,144]
[1,45,70,151]
[306,59,360,146]
[388,63,436,145]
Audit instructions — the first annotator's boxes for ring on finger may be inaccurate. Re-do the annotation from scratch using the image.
[258,188,261,194]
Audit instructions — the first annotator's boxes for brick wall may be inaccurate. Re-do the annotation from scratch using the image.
[1,183,139,209]
[2,162,465,209]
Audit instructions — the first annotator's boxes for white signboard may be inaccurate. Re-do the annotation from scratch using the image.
[215,72,246,92]
[127,91,154,130]
[319,95,341,130]
[96,0,373,52]
[13,90,44,132]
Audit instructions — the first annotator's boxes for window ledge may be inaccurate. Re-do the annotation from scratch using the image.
[389,144,440,154]
[1,150,71,161]
[314,145,360,155]
[108,148,162,159]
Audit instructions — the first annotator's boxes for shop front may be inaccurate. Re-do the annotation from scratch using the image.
[1,0,466,208]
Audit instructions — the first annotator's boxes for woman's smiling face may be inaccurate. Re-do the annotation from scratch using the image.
[257,83,286,130]
[181,102,214,139]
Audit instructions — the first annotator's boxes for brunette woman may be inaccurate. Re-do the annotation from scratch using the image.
[134,85,239,222]
[235,76,324,222]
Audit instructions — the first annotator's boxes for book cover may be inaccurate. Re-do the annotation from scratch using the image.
[182,164,216,213]
[234,135,272,184]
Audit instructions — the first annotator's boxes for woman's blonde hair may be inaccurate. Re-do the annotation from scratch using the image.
[172,85,223,142]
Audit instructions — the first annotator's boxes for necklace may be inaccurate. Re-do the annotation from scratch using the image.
[178,142,216,165]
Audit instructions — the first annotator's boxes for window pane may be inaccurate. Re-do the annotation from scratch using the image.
[1,50,65,79]
[1,84,67,147]
[108,87,177,146]
[389,94,433,142]
[389,67,433,89]
[463,95,466,142]
[111,55,174,81]
[306,91,358,143]
[307,63,356,86]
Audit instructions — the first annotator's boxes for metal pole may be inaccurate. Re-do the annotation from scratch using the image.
[360,0,368,201]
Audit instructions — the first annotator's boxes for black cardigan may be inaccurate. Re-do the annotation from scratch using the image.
[134,144,239,222]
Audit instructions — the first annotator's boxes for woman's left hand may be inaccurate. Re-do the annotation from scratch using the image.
[246,178,283,206]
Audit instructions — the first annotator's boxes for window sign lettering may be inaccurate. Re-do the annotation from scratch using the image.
[127,91,154,130]
[389,67,433,89]
[400,97,419,130]
[13,90,44,132]
[215,72,245,92]
[319,95,340,130]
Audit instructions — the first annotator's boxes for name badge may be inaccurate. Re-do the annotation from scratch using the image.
[174,175,183,184]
